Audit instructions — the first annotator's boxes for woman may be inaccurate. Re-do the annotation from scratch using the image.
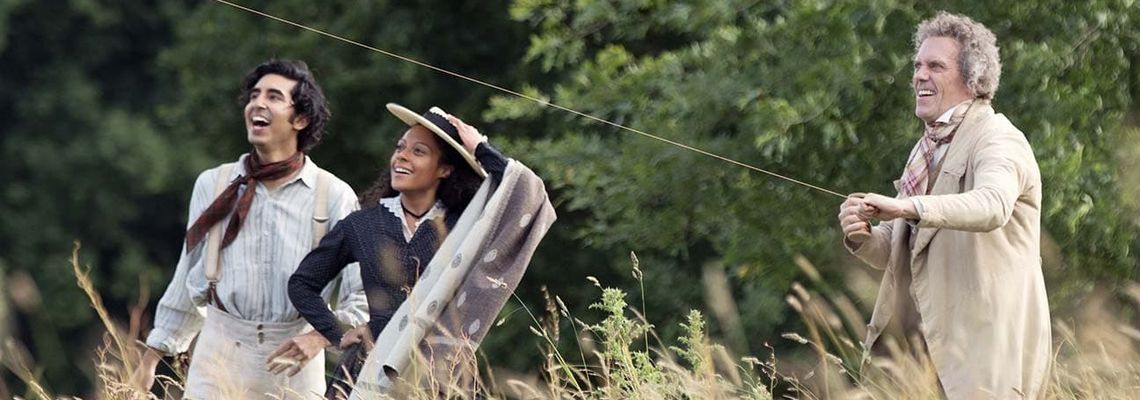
[283,104,514,397]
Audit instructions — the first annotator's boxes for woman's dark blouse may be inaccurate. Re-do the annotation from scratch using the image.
[289,143,508,344]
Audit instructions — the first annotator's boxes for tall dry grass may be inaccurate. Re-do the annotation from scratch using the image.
[783,256,1140,400]
[2,245,1139,399]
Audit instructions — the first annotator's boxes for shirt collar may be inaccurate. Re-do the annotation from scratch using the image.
[935,100,972,124]
[233,152,318,188]
[379,196,446,222]
[295,155,319,188]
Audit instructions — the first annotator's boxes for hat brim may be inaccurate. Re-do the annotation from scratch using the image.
[386,103,486,178]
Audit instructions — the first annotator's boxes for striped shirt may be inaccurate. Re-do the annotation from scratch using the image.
[146,153,368,355]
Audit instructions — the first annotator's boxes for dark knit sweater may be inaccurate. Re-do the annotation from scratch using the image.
[289,143,507,344]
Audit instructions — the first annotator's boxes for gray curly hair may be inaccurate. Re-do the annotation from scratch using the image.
[914,12,1002,100]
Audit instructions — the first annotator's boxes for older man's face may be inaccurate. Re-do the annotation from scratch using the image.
[913,36,973,124]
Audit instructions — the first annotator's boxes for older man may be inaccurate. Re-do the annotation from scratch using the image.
[838,12,1051,399]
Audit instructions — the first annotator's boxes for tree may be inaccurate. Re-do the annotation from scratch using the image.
[0,0,184,394]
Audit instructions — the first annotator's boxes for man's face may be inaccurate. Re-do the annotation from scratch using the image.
[913,36,973,124]
[244,73,306,152]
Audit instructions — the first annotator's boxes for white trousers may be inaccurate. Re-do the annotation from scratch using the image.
[184,307,325,399]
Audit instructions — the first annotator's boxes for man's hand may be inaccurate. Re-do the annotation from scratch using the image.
[839,194,873,243]
[266,330,330,376]
[130,346,162,392]
[339,325,374,352]
[860,193,918,221]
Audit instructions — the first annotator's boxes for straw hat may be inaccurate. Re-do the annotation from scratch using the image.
[386,103,486,178]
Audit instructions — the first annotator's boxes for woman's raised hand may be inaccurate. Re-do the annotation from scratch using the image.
[445,114,487,155]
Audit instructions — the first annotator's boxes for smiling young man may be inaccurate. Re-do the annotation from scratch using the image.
[837,12,1050,399]
[132,59,368,399]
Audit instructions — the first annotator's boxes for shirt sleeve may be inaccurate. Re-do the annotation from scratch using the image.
[907,198,925,227]
[325,180,369,329]
[289,214,359,345]
[476,142,509,183]
[912,130,1034,231]
[145,168,215,355]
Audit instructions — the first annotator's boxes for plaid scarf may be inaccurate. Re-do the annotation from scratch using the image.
[184,151,305,250]
[899,101,972,197]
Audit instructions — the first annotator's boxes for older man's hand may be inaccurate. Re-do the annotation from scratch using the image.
[838,194,872,243]
[859,193,918,221]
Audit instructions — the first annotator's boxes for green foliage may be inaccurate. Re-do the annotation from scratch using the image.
[157,0,530,187]
[589,287,661,394]
[671,310,710,372]
[983,0,1140,301]
[0,0,182,393]
[519,280,774,399]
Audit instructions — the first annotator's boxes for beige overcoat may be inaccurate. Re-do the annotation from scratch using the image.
[850,103,1051,399]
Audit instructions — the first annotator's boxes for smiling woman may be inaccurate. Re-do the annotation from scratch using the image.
[285,104,516,398]
[356,108,492,228]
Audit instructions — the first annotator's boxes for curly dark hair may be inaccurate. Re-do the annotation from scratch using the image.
[239,59,331,153]
[358,132,483,211]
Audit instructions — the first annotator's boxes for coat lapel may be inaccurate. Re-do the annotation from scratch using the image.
[910,103,995,257]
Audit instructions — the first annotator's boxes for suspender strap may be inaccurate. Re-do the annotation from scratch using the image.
[205,163,236,312]
[312,168,345,311]
[313,168,331,247]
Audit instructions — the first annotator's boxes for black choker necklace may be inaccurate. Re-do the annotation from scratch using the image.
[401,201,430,219]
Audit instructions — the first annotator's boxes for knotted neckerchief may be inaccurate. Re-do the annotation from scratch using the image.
[898,100,973,197]
[184,151,305,250]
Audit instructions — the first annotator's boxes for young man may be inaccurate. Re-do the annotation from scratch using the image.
[838,12,1050,399]
[132,59,367,399]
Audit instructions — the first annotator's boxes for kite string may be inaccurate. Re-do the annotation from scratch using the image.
[210,0,848,199]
